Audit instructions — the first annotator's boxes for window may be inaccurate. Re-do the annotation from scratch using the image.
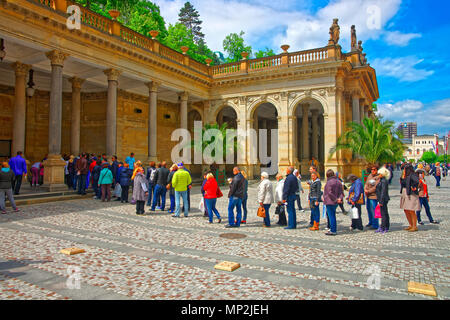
[0,140,11,158]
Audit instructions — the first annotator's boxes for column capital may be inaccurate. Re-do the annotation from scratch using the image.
[45,50,69,66]
[180,91,189,101]
[11,62,31,76]
[350,88,361,98]
[69,77,85,89]
[104,68,121,81]
[146,80,161,92]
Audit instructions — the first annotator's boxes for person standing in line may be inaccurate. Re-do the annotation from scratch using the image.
[336,172,348,214]
[111,155,119,185]
[376,167,391,234]
[293,169,305,212]
[98,162,113,202]
[0,162,20,214]
[282,166,299,230]
[257,172,274,228]
[91,160,102,200]
[125,152,136,171]
[181,164,192,212]
[364,165,380,230]
[225,167,245,228]
[400,164,421,232]
[347,174,365,232]
[171,163,192,218]
[433,162,442,188]
[203,173,222,224]
[8,151,27,195]
[146,161,157,207]
[76,153,88,195]
[31,161,41,189]
[240,170,249,224]
[387,163,394,185]
[323,170,344,236]
[416,169,439,225]
[150,161,170,212]
[200,170,209,217]
[132,167,148,215]
[274,173,287,226]
[167,164,178,214]
[119,163,133,203]
[309,171,322,231]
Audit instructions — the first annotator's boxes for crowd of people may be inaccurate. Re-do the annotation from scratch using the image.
[0,152,444,233]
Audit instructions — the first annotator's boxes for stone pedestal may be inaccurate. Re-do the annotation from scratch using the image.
[42,155,67,192]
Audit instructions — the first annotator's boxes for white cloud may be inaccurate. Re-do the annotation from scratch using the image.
[377,99,450,135]
[384,31,421,46]
[371,56,434,82]
[153,0,407,54]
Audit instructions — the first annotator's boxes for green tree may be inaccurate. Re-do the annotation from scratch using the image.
[223,31,252,63]
[178,2,204,44]
[255,47,275,58]
[421,151,438,164]
[191,123,238,162]
[329,117,406,167]
[438,154,449,163]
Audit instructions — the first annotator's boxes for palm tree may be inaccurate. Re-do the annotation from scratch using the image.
[329,117,406,167]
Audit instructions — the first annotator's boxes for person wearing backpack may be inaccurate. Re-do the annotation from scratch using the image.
[433,163,442,188]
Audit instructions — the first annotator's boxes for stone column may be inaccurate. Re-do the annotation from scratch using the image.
[319,115,325,171]
[104,69,121,157]
[180,92,188,130]
[146,81,159,162]
[277,92,290,174]
[311,110,319,159]
[11,62,30,156]
[301,104,310,175]
[364,105,369,119]
[69,77,84,156]
[359,101,365,124]
[43,50,69,191]
[352,91,360,124]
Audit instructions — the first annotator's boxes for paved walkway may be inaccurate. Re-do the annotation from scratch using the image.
[0,171,448,300]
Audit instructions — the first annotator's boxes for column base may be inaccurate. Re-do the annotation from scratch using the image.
[42,154,67,192]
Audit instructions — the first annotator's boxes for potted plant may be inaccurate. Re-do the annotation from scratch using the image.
[108,0,120,20]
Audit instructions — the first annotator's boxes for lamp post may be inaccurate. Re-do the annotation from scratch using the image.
[0,38,5,61]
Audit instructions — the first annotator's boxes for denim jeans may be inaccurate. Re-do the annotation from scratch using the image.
[146,183,155,206]
[435,176,441,187]
[174,190,189,217]
[77,174,87,194]
[151,184,166,211]
[416,197,434,222]
[366,199,379,229]
[205,198,221,222]
[241,196,248,221]
[311,199,320,223]
[227,197,242,227]
[286,194,297,229]
[169,194,175,212]
[262,204,271,226]
[326,204,338,233]
[72,174,78,191]
[0,189,17,210]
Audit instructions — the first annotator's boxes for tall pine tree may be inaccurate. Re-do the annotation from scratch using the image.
[178,2,204,44]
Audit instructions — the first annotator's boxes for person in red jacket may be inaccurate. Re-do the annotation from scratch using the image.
[203,173,222,224]
[416,170,439,225]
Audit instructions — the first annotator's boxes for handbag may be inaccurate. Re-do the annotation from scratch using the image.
[198,198,205,212]
[351,206,359,219]
[216,187,223,198]
[114,183,122,197]
[374,204,382,219]
[257,206,266,218]
[349,192,364,205]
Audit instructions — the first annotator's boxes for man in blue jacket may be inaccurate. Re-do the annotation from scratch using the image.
[9,151,27,195]
[226,167,245,228]
[283,166,299,229]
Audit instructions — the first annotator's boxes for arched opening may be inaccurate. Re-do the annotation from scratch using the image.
[250,102,278,177]
[293,98,325,176]
[215,106,238,176]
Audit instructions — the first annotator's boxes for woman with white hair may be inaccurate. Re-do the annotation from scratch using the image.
[257,172,274,227]
[375,167,391,233]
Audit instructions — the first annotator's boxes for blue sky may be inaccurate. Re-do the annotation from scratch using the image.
[153,0,450,136]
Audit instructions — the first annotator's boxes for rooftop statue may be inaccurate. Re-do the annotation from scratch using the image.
[329,19,340,45]
[351,25,358,51]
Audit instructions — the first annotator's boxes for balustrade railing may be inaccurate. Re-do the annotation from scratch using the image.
[211,62,241,76]
[119,26,153,52]
[66,1,112,33]
[289,48,328,65]
[159,45,185,65]
[248,55,282,71]
[37,0,54,7]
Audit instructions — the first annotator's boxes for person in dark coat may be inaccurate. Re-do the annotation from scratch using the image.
[282,166,299,230]
[376,167,391,233]
[133,167,148,215]
[91,160,102,200]
[0,162,19,214]
[146,161,157,206]
[225,167,245,228]
[167,164,178,214]
[119,163,133,203]
[8,151,27,195]
[347,174,365,231]
[308,171,322,231]
[323,170,344,235]
[150,161,170,211]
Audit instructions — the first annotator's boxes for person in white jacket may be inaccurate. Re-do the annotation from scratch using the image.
[258,172,274,227]
[274,173,287,225]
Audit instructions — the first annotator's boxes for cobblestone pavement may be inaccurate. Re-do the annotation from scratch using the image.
[0,171,448,300]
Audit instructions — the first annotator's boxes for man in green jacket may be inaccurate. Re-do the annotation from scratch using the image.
[171,163,192,218]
